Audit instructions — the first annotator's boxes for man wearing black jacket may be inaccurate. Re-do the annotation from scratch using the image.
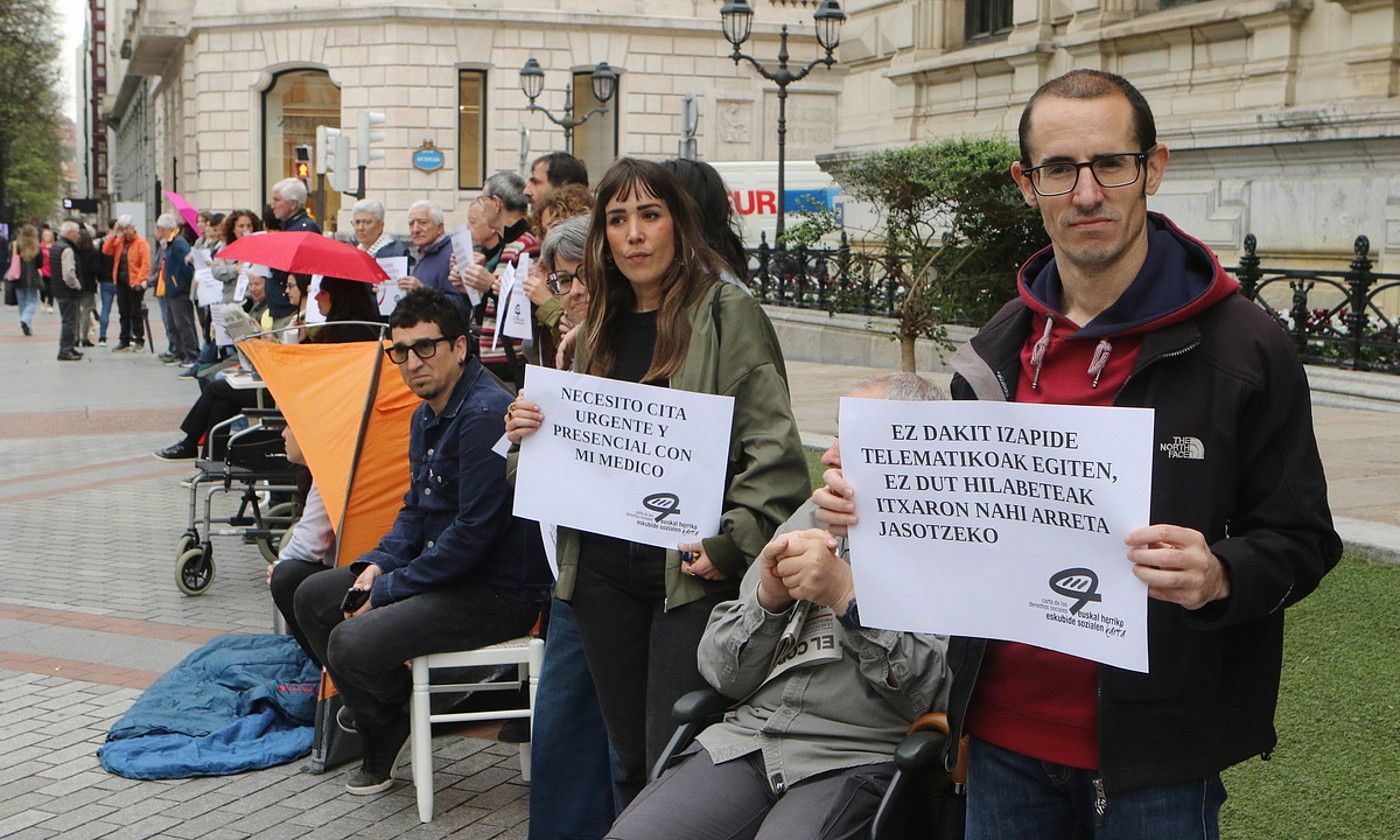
[265,178,320,319]
[816,70,1340,839]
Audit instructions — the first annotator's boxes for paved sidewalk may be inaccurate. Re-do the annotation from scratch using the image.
[1,307,1396,839]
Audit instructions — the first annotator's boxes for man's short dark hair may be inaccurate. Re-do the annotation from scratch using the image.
[388,288,472,355]
[534,151,589,189]
[1018,70,1156,166]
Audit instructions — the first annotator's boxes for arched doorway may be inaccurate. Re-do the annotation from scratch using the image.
[263,69,341,230]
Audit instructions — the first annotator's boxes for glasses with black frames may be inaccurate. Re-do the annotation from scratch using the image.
[545,269,579,295]
[1023,148,1155,197]
[384,336,451,364]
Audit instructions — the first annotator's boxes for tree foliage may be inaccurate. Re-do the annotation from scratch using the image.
[823,137,1048,371]
[0,0,64,226]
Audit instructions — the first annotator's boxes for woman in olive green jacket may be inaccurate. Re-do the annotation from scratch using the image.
[506,158,809,806]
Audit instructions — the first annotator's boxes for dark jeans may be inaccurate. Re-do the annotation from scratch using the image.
[608,744,895,840]
[528,598,620,840]
[116,283,144,344]
[270,558,331,667]
[167,294,199,361]
[179,376,261,442]
[293,566,538,734]
[965,737,1226,840]
[571,537,728,807]
[56,297,80,355]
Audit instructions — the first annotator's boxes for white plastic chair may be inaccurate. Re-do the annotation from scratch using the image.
[409,636,545,823]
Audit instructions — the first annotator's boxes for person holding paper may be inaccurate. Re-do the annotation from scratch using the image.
[505,158,809,805]
[815,70,1340,839]
[455,172,537,386]
[608,374,950,840]
[292,288,551,796]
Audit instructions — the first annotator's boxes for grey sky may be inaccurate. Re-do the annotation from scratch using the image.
[57,0,87,121]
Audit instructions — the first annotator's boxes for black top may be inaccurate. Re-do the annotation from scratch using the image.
[608,309,664,386]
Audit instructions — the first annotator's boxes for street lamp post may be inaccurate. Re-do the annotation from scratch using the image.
[518,59,619,154]
[720,0,845,245]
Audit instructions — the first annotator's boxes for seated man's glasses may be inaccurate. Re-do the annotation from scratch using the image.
[546,270,578,295]
[1023,149,1154,197]
[385,336,451,364]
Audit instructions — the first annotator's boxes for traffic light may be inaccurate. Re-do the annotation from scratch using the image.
[333,133,351,194]
[293,145,312,182]
[356,111,386,169]
[316,125,344,192]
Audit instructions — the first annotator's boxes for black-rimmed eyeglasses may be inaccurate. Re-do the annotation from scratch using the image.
[546,270,579,295]
[1023,149,1154,197]
[384,336,450,364]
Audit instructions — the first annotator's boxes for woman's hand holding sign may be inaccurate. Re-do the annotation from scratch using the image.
[505,394,543,445]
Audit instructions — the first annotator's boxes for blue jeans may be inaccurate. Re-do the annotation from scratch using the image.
[98,282,116,340]
[157,295,174,353]
[966,738,1225,840]
[16,286,38,327]
[529,598,620,840]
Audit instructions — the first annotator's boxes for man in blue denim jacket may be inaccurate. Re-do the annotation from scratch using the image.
[294,287,551,796]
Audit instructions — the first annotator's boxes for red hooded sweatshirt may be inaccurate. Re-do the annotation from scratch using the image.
[964,212,1239,769]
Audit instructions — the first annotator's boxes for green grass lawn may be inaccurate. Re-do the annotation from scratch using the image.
[801,451,1399,836]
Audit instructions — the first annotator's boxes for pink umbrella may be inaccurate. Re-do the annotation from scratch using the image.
[163,190,203,232]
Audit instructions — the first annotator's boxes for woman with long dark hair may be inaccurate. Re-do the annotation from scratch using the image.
[505,158,809,805]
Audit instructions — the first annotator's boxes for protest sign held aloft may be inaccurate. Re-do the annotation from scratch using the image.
[514,365,735,550]
[840,398,1154,672]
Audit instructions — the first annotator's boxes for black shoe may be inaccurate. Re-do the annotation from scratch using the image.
[344,713,410,796]
[497,717,531,743]
[111,342,130,352]
[20,322,31,336]
[158,351,175,362]
[81,340,95,347]
[57,351,83,361]
[153,439,198,461]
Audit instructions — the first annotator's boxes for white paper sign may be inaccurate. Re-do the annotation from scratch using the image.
[491,267,519,352]
[233,270,249,303]
[540,522,559,581]
[375,256,409,316]
[191,249,212,272]
[839,399,1154,672]
[209,303,237,347]
[304,275,326,325]
[514,365,736,549]
[195,269,222,307]
[450,224,482,306]
[501,257,534,342]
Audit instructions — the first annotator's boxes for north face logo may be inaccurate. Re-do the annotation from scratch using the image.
[1160,436,1205,460]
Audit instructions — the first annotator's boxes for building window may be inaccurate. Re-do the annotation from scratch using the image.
[966,0,1014,43]
[262,69,341,228]
[458,70,487,190]
[572,70,618,183]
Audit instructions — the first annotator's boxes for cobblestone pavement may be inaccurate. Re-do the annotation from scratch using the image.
[2,307,1397,839]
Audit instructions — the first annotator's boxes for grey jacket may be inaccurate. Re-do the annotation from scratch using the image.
[695,500,950,793]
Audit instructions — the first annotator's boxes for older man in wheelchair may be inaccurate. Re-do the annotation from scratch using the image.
[606,373,952,840]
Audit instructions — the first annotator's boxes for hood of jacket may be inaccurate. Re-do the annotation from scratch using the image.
[1016,212,1238,341]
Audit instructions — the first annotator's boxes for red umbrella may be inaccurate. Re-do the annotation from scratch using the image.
[163,190,202,232]
[219,231,389,283]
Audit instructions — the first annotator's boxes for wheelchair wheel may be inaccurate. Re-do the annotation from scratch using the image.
[176,531,197,560]
[176,546,215,596]
[255,502,296,564]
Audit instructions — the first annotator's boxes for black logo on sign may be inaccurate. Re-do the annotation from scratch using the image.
[642,492,681,522]
[1049,567,1102,615]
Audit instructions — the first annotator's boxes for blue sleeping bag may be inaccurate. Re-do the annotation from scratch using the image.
[99,634,321,779]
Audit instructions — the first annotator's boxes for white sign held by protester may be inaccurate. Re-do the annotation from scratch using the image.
[233,270,249,302]
[839,399,1154,672]
[303,275,326,325]
[514,365,736,549]
[501,253,534,342]
[375,256,409,316]
[192,249,221,305]
[450,224,481,306]
[209,302,237,347]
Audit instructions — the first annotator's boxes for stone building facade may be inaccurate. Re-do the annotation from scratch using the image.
[102,0,843,234]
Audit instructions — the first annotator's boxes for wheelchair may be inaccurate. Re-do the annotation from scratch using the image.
[174,405,300,596]
[650,687,968,840]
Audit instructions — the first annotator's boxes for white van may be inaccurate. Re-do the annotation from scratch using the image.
[707,161,880,248]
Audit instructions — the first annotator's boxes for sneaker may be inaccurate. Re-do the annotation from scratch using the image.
[111,342,130,352]
[57,351,83,361]
[98,339,108,347]
[20,322,31,336]
[176,367,197,378]
[153,439,198,461]
[163,358,184,367]
[158,352,175,362]
[344,713,410,796]
[81,340,95,348]
[133,341,146,351]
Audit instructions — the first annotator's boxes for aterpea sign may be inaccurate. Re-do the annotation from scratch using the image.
[514,366,735,550]
[840,398,1155,672]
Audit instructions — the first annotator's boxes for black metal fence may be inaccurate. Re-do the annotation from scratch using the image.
[745,232,1400,373]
